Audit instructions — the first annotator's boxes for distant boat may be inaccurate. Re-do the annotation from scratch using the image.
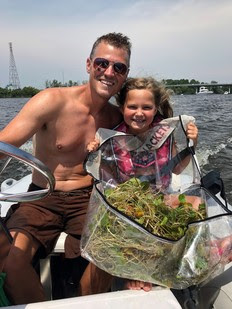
[224,91,229,95]
[196,86,214,95]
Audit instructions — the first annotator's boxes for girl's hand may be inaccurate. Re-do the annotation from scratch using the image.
[186,122,198,147]
[86,138,100,152]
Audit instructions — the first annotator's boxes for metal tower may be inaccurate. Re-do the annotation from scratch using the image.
[8,42,21,89]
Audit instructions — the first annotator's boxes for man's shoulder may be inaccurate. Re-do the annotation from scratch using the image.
[36,85,84,104]
[36,87,63,101]
[24,87,71,115]
[40,86,72,98]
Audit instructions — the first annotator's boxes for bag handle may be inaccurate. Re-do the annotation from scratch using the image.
[179,116,228,208]
[159,146,195,177]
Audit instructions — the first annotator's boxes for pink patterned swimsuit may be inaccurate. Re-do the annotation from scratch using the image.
[114,115,173,187]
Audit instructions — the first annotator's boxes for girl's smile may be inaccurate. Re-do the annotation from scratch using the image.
[122,89,157,135]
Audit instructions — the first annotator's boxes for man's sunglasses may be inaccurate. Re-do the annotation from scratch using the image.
[93,58,128,76]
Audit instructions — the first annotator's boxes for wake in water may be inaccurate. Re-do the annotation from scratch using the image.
[198,136,232,166]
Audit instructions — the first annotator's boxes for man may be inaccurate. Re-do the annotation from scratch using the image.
[0,32,131,304]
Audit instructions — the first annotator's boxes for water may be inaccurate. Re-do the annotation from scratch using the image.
[0,96,232,203]
[173,94,232,204]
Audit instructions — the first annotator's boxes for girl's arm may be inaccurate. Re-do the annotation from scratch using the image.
[86,138,100,152]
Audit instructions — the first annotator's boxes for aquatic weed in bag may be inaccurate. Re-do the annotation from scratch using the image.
[81,115,232,289]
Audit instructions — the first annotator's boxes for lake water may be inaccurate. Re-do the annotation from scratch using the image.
[0,95,232,203]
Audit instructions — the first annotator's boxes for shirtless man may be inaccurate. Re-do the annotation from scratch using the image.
[0,32,131,304]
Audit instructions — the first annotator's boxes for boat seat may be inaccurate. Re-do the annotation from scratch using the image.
[40,232,67,300]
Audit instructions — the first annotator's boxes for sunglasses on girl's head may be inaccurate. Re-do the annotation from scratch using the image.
[93,58,128,76]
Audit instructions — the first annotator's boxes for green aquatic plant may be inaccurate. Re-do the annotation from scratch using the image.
[82,178,211,288]
[105,177,206,240]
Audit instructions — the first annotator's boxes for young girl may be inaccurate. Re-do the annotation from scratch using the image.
[87,77,199,291]
[88,77,198,187]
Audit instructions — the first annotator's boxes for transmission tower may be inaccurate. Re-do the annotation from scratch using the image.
[8,42,21,89]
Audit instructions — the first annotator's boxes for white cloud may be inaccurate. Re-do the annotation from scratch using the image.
[0,0,231,88]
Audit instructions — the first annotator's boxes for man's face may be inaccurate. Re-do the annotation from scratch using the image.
[86,42,130,99]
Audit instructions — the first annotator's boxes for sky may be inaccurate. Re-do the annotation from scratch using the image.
[1,0,232,89]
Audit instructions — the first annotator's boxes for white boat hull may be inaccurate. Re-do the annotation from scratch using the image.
[2,288,182,309]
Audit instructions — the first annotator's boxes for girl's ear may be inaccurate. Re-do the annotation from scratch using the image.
[86,58,91,74]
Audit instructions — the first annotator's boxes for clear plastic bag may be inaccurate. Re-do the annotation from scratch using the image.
[81,115,232,289]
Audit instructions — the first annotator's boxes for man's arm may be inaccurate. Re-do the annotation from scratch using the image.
[0,89,59,159]
[0,89,59,146]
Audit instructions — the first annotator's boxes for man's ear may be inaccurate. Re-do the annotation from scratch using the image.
[86,57,91,74]
[119,106,124,114]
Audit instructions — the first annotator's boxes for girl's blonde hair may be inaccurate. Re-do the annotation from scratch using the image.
[115,77,173,119]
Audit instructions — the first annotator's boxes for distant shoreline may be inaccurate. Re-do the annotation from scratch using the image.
[1,78,231,97]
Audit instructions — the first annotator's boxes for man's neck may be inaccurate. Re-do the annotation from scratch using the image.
[85,83,110,114]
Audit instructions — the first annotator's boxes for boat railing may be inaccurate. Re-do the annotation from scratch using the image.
[0,141,55,202]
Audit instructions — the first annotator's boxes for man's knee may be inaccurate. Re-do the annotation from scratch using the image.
[3,246,29,276]
[4,231,40,272]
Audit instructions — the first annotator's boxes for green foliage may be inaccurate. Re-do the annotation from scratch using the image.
[163,78,200,94]
[0,87,40,98]
[22,87,40,97]
[45,79,62,88]
[45,79,84,88]
[0,88,9,98]
[0,79,84,97]
[105,177,206,240]
[163,78,228,94]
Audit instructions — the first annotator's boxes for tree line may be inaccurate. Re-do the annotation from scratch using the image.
[0,79,87,98]
[0,78,229,98]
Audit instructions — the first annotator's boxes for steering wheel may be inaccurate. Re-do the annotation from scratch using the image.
[0,141,55,202]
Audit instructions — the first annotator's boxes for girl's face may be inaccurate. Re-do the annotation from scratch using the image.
[122,89,157,134]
